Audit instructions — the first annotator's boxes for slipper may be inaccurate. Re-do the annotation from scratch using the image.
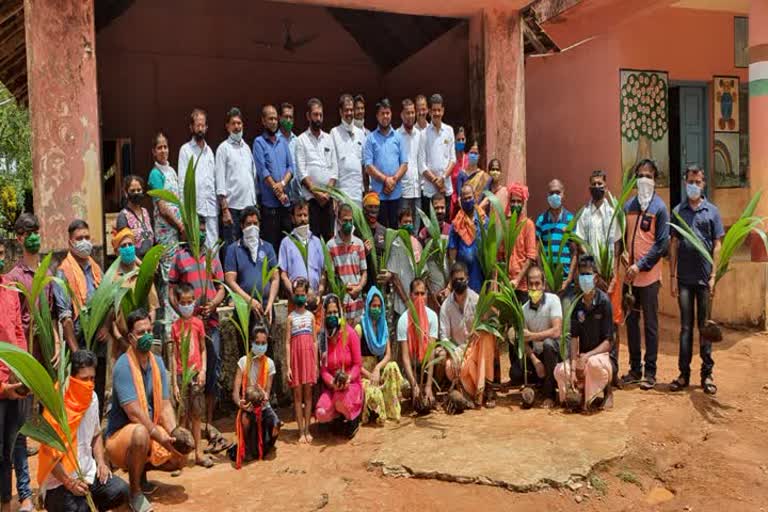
[130,493,153,512]
[203,434,222,454]
[702,377,717,395]
[18,500,34,512]
[207,436,232,455]
[170,469,182,477]
[196,456,215,469]
[669,376,689,392]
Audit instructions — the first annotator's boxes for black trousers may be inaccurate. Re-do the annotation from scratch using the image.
[261,205,292,251]
[377,199,400,229]
[508,339,559,400]
[625,282,660,379]
[309,199,334,242]
[678,283,715,380]
[44,475,130,512]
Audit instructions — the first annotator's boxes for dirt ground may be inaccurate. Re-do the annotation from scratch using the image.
[13,315,768,511]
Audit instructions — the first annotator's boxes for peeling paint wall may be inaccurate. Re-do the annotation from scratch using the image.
[25,0,103,251]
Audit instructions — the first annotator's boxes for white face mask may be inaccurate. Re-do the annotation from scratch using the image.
[353,118,365,129]
[72,239,93,258]
[294,223,310,241]
[243,225,260,248]
[341,118,354,132]
[178,303,195,319]
[636,177,655,209]
[229,131,243,143]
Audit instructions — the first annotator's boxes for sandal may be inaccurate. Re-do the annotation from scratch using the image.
[196,456,215,469]
[483,387,497,409]
[204,435,231,454]
[702,377,717,395]
[669,376,689,392]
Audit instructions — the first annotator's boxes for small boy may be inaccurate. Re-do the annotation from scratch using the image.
[170,283,211,468]
[232,325,281,462]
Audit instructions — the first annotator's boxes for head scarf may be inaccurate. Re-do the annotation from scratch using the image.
[361,287,388,357]
[407,296,430,362]
[363,192,381,207]
[111,227,134,251]
[507,182,529,202]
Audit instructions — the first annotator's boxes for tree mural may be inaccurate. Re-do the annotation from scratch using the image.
[620,72,668,165]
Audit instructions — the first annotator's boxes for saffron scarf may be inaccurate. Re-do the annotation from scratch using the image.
[235,353,270,469]
[126,347,171,467]
[37,377,94,485]
[407,296,430,362]
[361,287,387,358]
[452,209,480,247]
[58,252,103,319]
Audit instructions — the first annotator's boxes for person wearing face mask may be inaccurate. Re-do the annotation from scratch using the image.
[295,98,338,242]
[0,238,34,512]
[215,107,258,246]
[110,228,159,352]
[331,94,366,208]
[169,219,226,435]
[447,184,486,293]
[353,94,370,136]
[398,98,426,233]
[447,126,468,219]
[554,255,614,412]
[179,108,218,250]
[574,170,623,383]
[359,287,392,385]
[621,159,670,390]
[225,206,279,326]
[316,294,363,439]
[253,104,294,250]
[278,102,303,204]
[169,283,210,469]
[379,209,423,321]
[535,179,576,295]
[55,219,111,413]
[669,166,723,396]
[478,158,508,216]
[278,200,326,298]
[115,175,155,258]
[456,141,491,205]
[232,325,281,464]
[511,266,562,409]
[105,309,185,512]
[327,204,368,325]
[361,192,387,293]
[507,183,537,302]
[39,350,131,512]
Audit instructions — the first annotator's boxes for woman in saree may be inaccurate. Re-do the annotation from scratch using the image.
[456,142,491,204]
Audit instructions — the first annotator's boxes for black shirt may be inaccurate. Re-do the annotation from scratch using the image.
[570,289,613,353]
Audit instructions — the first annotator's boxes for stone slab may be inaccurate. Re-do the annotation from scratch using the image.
[370,404,631,491]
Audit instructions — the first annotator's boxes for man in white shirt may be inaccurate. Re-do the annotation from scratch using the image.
[330,94,365,207]
[415,94,429,132]
[215,107,258,245]
[421,93,456,216]
[295,98,338,241]
[353,94,371,136]
[41,350,130,512]
[397,98,425,232]
[179,108,218,249]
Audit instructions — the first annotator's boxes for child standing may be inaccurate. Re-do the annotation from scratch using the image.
[171,283,211,468]
[285,278,318,444]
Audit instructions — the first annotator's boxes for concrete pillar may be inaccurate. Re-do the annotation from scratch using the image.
[749,1,768,260]
[468,9,526,185]
[24,0,103,253]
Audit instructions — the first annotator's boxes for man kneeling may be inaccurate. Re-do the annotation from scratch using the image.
[105,309,185,512]
[555,255,614,411]
[40,350,130,512]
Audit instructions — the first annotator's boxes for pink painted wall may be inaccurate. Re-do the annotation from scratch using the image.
[96,0,383,181]
[525,6,749,218]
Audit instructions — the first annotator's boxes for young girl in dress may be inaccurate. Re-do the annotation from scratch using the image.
[285,278,318,443]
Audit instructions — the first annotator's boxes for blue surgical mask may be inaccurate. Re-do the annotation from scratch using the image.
[461,199,475,213]
[579,273,596,294]
[251,343,268,357]
[455,141,465,152]
[547,193,562,210]
[686,182,702,200]
[178,303,195,319]
[468,153,479,165]
[119,244,136,265]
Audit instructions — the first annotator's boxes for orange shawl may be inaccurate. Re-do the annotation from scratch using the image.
[407,297,430,362]
[235,354,269,469]
[37,377,94,485]
[126,347,172,467]
[452,207,486,247]
[58,253,102,319]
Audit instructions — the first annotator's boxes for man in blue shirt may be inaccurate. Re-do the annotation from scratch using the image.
[364,98,408,229]
[535,179,576,293]
[224,206,279,326]
[669,165,724,395]
[253,104,294,250]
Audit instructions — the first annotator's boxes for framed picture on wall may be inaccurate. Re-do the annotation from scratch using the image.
[714,132,745,188]
[619,69,670,187]
[713,76,740,132]
[735,17,748,69]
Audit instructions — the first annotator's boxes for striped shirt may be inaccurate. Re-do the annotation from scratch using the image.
[535,208,575,279]
[168,247,224,329]
[289,310,315,337]
[327,234,368,322]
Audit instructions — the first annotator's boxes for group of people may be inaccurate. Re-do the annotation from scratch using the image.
[0,89,725,512]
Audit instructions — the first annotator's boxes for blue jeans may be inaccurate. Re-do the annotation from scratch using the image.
[625,281,660,379]
[677,283,714,380]
[205,326,222,396]
[45,474,130,512]
[12,396,32,502]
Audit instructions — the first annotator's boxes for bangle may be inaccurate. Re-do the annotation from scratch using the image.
[149,426,157,439]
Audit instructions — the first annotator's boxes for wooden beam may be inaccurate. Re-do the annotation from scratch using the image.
[522,19,549,54]
[527,0,582,24]
[0,0,23,28]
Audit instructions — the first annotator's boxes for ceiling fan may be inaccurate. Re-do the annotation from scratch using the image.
[251,19,319,52]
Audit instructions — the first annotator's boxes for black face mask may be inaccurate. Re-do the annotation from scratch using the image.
[436,211,446,223]
[265,127,277,136]
[452,278,468,294]
[590,186,605,201]
[128,192,144,204]
[193,130,206,141]
[310,120,322,131]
